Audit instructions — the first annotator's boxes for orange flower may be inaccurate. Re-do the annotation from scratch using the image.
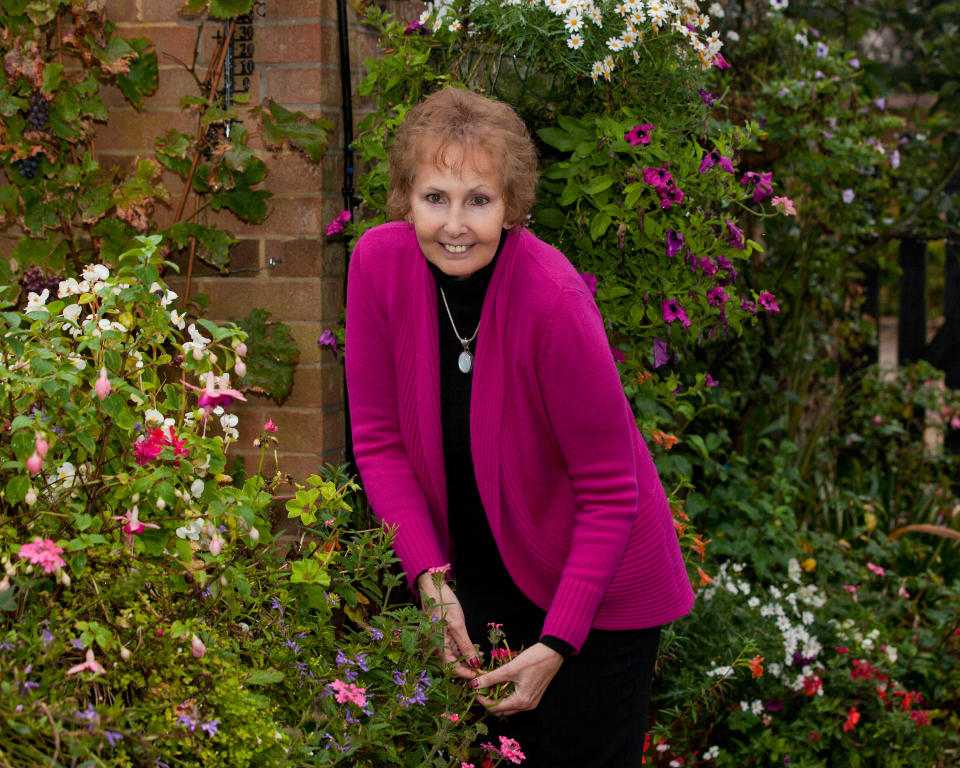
[842,706,861,732]
[673,517,687,537]
[636,371,654,385]
[671,505,689,521]
[690,534,710,561]
[697,567,712,586]
[749,655,764,678]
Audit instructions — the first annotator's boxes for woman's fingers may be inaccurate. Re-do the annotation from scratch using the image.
[469,643,564,716]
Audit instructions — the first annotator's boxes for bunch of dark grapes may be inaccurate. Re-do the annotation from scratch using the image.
[27,92,50,131]
[21,266,63,296]
[15,155,41,179]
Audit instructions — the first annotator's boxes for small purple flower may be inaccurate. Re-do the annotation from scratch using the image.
[766,698,784,712]
[758,291,781,314]
[873,97,886,110]
[177,713,199,732]
[318,329,338,354]
[41,629,54,645]
[269,596,285,616]
[611,347,627,363]
[200,720,220,737]
[662,299,691,328]
[665,230,685,258]
[707,285,730,307]
[697,89,716,106]
[741,297,757,315]
[740,171,773,202]
[849,57,860,69]
[77,705,100,729]
[699,150,735,174]
[815,69,825,80]
[890,149,900,169]
[283,639,302,655]
[841,188,855,204]
[581,272,598,297]
[104,731,123,747]
[697,256,718,277]
[404,20,427,35]
[816,42,829,58]
[653,339,669,369]
[705,373,718,387]
[725,219,746,249]
[659,184,685,209]
[71,637,86,650]
[370,628,384,641]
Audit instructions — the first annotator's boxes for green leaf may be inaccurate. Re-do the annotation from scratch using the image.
[208,0,254,18]
[290,558,330,586]
[115,39,158,109]
[246,667,285,685]
[209,187,270,223]
[589,211,612,241]
[256,100,333,163]
[6,476,29,505]
[234,308,300,403]
[583,175,614,195]
[537,126,578,152]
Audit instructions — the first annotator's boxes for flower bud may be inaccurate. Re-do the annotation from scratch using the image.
[26,452,42,475]
[248,527,260,542]
[234,360,247,377]
[120,646,132,661]
[94,367,111,400]
[191,635,206,658]
[61,571,71,586]
[24,488,37,506]
[0,576,10,592]
[208,352,217,365]
[192,347,204,361]
[156,497,166,510]
[235,342,247,356]
[35,435,49,458]
[220,575,228,587]
[209,536,222,556]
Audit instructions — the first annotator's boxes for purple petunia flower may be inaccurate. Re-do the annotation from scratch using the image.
[707,285,730,307]
[659,184,685,209]
[653,339,669,369]
[318,329,338,354]
[705,373,719,387]
[665,230,685,258]
[697,89,716,106]
[741,297,757,315]
[740,171,774,203]
[642,166,673,189]
[725,219,746,249]
[104,731,123,747]
[624,123,655,147]
[758,291,781,314]
[697,256,718,277]
[699,150,735,175]
[581,272,598,297]
[611,347,627,363]
[662,299,691,328]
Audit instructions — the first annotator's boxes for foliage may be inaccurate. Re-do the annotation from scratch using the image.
[0,0,335,402]
[0,237,524,767]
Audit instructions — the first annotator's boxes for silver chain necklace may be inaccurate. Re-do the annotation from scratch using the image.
[438,286,479,374]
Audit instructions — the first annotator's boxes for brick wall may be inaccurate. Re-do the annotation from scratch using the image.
[89,0,418,481]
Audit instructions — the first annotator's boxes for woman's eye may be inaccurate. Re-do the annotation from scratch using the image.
[426,193,443,204]
[471,196,489,206]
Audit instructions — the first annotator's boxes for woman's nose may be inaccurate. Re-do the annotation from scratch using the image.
[442,205,467,236]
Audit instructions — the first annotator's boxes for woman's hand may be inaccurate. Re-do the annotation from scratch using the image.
[416,572,480,680]
[470,643,564,716]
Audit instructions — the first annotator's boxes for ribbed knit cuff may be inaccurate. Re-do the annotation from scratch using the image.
[540,578,605,653]
[539,634,577,658]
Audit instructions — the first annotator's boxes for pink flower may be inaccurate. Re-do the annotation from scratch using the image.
[662,299,691,328]
[772,196,797,216]
[26,452,42,474]
[133,427,189,467]
[706,285,730,307]
[842,584,859,602]
[330,678,368,707]
[111,506,160,536]
[427,563,451,575]
[94,367,111,400]
[191,635,206,658]
[866,562,885,577]
[234,359,247,377]
[611,346,627,363]
[497,736,526,764]
[642,166,673,189]
[699,150,735,174]
[725,219,745,249]
[951,416,960,430]
[580,272,598,296]
[326,209,352,237]
[711,53,731,69]
[34,435,49,457]
[318,329,338,353]
[18,538,66,574]
[665,229,685,258]
[235,342,247,356]
[461,764,475,768]
[705,373,719,387]
[758,291,781,314]
[264,419,278,432]
[625,123,654,146]
[441,712,460,722]
[899,583,910,598]
[182,372,246,415]
[741,171,774,203]
[66,648,106,676]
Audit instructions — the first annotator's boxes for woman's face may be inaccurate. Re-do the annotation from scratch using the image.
[408,145,510,278]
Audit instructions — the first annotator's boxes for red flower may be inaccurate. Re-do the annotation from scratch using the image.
[909,709,931,726]
[748,655,765,678]
[802,674,823,696]
[842,706,861,732]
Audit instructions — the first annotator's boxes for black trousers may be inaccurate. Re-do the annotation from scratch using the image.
[458,578,662,768]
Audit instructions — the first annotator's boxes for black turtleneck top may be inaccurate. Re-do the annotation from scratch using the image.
[426,234,574,659]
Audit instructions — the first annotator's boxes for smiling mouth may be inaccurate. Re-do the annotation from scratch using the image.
[443,244,471,254]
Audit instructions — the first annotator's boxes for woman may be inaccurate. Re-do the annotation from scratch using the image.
[345,87,694,767]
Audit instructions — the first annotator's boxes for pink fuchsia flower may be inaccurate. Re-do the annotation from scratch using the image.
[182,372,246,415]
[665,229,685,258]
[67,648,106,676]
[34,435,49,457]
[191,635,206,658]
[624,123,654,146]
[662,299,691,328]
[772,196,797,215]
[234,359,247,377]
[758,291,781,314]
[111,506,160,536]
[264,419,278,432]
[326,209,352,236]
[580,272,598,296]
[866,562,885,577]
[26,452,42,474]
[94,368,111,400]
[740,171,773,203]
[725,219,745,249]
[699,150,735,174]
[711,53,731,69]
[330,679,368,707]
[318,329,338,353]
[18,538,66,574]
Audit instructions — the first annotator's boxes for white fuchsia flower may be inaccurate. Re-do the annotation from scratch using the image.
[26,289,49,312]
[176,518,205,541]
[170,309,187,330]
[58,277,81,298]
[81,264,109,283]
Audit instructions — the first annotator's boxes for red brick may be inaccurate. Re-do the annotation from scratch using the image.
[203,195,324,237]
[140,0,206,22]
[287,321,330,366]
[260,64,331,108]
[268,0,326,20]
[321,276,344,322]
[283,362,344,408]
[0,236,17,259]
[319,407,345,453]
[262,238,323,277]
[270,452,328,484]
[262,151,324,195]
[258,407,326,452]
[95,108,197,152]
[114,22,201,67]
[166,236,261,277]
[106,0,138,23]
[256,22,335,64]
[187,276,324,323]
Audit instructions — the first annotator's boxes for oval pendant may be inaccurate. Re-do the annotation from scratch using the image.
[458,350,473,374]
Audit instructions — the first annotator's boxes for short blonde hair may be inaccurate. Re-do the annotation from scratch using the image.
[387,87,538,227]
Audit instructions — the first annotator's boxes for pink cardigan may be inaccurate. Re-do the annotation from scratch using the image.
[345,222,694,651]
